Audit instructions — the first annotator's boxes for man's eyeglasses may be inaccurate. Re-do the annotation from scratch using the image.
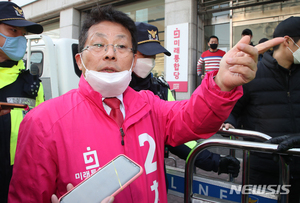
[82,44,133,57]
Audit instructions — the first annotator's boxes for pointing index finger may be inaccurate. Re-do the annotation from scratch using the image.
[255,37,284,54]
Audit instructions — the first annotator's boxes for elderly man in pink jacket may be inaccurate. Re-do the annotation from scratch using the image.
[8,5,283,203]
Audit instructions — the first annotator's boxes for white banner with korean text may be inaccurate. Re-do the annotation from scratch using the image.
[166,23,188,92]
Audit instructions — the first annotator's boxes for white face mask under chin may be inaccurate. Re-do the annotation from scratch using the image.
[134,58,155,78]
[80,54,133,97]
[287,39,300,64]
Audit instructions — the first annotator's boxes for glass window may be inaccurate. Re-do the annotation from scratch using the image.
[233,22,279,46]
[233,0,300,15]
[203,3,230,53]
[23,51,44,77]
[204,23,230,52]
[232,0,300,46]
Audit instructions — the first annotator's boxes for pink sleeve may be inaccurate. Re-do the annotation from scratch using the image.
[8,116,57,203]
[207,70,242,98]
[157,70,243,146]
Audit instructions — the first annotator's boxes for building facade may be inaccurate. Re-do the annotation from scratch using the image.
[14,0,300,100]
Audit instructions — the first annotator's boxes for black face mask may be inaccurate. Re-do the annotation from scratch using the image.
[210,44,218,50]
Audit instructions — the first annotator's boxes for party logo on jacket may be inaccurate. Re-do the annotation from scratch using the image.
[83,147,99,170]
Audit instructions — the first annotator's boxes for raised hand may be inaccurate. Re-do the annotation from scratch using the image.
[214,36,284,91]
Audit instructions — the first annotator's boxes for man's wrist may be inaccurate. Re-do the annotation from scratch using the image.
[208,71,241,98]
[213,74,232,92]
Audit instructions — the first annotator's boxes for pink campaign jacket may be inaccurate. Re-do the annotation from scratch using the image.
[8,71,242,203]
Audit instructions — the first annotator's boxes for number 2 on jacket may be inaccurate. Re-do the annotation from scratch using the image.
[139,133,159,203]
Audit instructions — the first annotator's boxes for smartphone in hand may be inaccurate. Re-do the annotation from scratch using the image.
[0,102,28,110]
[58,154,143,203]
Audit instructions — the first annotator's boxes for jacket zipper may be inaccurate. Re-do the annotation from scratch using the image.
[120,128,125,146]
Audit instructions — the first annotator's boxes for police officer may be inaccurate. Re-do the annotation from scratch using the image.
[0,2,44,202]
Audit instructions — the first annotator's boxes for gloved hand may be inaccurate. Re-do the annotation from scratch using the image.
[218,155,240,178]
[266,134,300,152]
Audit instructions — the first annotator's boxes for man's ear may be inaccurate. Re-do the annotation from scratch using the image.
[131,54,137,72]
[75,53,83,71]
[283,36,291,47]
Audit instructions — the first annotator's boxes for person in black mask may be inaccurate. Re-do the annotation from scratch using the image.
[197,35,226,79]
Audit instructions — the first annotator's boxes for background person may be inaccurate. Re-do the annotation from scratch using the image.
[223,17,300,202]
[0,1,44,203]
[241,28,254,46]
[197,35,226,79]
[131,22,240,190]
[8,5,282,203]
